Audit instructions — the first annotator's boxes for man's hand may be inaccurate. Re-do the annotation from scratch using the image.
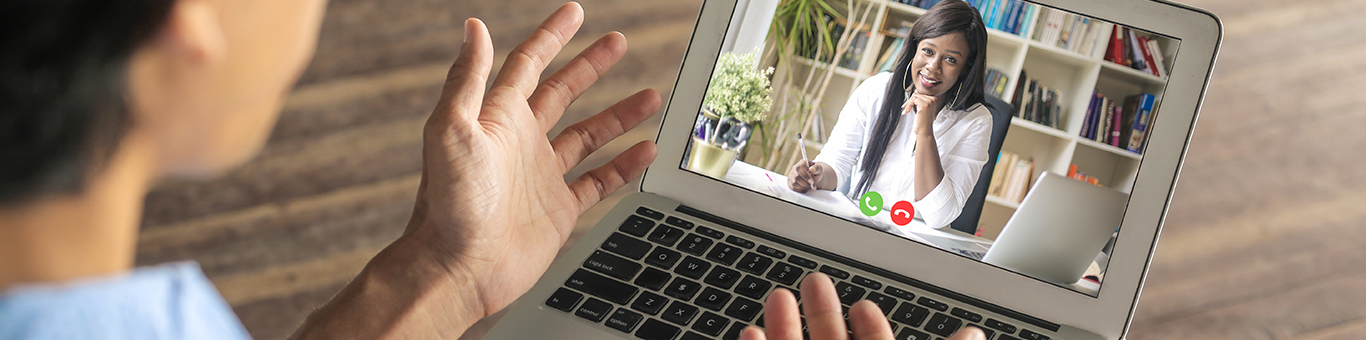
[741,273,986,340]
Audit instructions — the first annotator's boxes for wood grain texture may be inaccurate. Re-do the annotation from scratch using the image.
[130,0,1366,339]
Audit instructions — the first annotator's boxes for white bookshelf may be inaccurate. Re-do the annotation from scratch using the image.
[766,0,1174,239]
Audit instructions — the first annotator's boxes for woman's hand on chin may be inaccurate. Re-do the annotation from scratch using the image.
[903,88,941,137]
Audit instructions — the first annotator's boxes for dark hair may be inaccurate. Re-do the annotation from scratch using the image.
[0,0,175,205]
[852,0,988,197]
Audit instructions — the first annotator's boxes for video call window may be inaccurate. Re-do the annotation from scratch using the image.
[681,0,1179,296]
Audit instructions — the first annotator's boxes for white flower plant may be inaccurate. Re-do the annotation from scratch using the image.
[703,51,774,124]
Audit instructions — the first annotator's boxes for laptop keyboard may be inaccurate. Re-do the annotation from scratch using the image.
[545,206,1053,340]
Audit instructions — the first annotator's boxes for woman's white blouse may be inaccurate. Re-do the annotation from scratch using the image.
[812,72,993,230]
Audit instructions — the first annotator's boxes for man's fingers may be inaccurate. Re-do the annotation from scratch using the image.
[567,141,658,214]
[431,18,494,128]
[739,326,768,340]
[848,300,895,340]
[945,326,987,340]
[530,32,628,134]
[762,288,803,340]
[800,273,848,340]
[491,2,583,99]
[550,89,660,173]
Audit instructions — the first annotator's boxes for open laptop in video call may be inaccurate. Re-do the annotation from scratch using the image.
[485,0,1220,339]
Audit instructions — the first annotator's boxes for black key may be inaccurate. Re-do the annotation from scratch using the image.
[852,275,883,290]
[681,332,711,340]
[606,309,644,333]
[677,234,715,256]
[636,267,672,291]
[575,298,613,322]
[726,235,756,249]
[695,287,733,311]
[704,267,742,289]
[664,277,703,300]
[734,275,772,300]
[765,262,803,286]
[688,311,729,336]
[1019,329,1050,340]
[620,215,657,237]
[631,291,669,315]
[865,292,897,315]
[545,288,583,312]
[950,307,983,323]
[891,302,930,327]
[636,207,665,220]
[722,323,748,340]
[584,250,643,281]
[695,225,725,239]
[636,318,682,340]
[674,256,712,279]
[705,244,743,266]
[884,286,916,301]
[894,327,932,340]
[834,281,866,305]
[724,297,763,321]
[967,325,995,339]
[666,216,695,229]
[736,252,774,275]
[924,312,963,337]
[602,233,653,260]
[648,225,686,247]
[661,300,700,325]
[646,247,683,269]
[756,245,786,259]
[787,255,818,269]
[818,265,850,280]
[917,296,949,311]
[565,269,638,305]
[985,318,1017,334]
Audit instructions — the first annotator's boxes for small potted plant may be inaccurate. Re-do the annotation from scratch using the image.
[689,50,774,178]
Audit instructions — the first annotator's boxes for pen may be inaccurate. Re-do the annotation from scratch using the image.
[798,133,814,186]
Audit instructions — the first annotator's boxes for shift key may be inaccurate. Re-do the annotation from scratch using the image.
[566,269,639,305]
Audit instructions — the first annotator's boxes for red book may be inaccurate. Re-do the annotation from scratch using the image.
[1138,36,1161,77]
[1105,26,1124,64]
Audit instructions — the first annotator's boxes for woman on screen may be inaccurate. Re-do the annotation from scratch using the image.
[787,0,992,229]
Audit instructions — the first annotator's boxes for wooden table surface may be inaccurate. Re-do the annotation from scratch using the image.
[133,0,1366,339]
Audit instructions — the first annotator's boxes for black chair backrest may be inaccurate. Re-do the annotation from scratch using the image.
[947,95,1013,235]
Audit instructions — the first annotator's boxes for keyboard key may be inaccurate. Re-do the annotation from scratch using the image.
[722,322,748,340]
[689,311,729,336]
[852,275,883,290]
[924,312,963,337]
[985,318,1017,334]
[636,207,665,220]
[648,225,686,247]
[705,244,742,266]
[916,297,949,311]
[662,301,700,325]
[726,235,756,249]
[636,318,682,340]
[584,250,642,281]
[602,233,652,260]
[676,234,715,256]
[646,247,683,269]
[1019,329,1050,340]
[891,302,930,327]
[734,275,772,300]
[894,327,932,340]
[756,245,786,259]
[666,216,695,229]
[950,307,983,323]
[834,281,866,305]
[884,286,916,301]
[696,225,725,239]
[724,297,763,321]
[765,262,803,286]
[967,325,995,339]
[787,255,818,269]
[736,252,774,275]
[695,287,733,311]
[665,277,703,300]
[704,267,741,289]
[620,215,657,237]
[635,267,672,291]
[631,291,669,315]
[545,288,583,312]
[565,269,638,305]
[674,256,712,279]
[681,332,711,340]
[818,265,850,280]
[865,292,897,315]
[574,298,613,322]
[606,309,644,333]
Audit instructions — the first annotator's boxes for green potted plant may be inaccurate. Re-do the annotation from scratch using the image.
[688,50,773,179]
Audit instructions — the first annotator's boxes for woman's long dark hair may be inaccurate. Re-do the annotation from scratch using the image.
[852,0,988,197]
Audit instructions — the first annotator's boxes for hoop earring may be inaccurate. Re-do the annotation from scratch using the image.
[902,61,914,93]
[951,85,963,109]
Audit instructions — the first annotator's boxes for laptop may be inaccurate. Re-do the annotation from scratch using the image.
[485,0,1221,339]
[982,171,1128,286]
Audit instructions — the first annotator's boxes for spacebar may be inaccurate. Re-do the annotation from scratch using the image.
[565,269,638,305]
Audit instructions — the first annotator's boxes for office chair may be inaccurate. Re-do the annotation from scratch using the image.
[947,95,1014,235]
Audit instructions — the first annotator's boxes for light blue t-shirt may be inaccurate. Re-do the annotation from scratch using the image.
[0,262,251,340]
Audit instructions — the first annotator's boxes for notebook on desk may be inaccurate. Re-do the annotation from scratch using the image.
[484,0,1221,339]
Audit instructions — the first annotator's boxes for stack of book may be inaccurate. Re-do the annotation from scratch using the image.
[1081,91,1157,153]
[983,68,1010,99]
[987,151,1035,204]
[1103,27,1168,78]
[1066,165,1104,187]
[965,0,1035,37]
[1009,69,1063,129]
[1030,6,1115,58]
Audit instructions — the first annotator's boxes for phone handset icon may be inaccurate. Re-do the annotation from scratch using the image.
[890,200,915,226]
[858,191,883,216]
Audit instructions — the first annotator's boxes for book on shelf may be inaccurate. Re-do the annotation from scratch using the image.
[838,30,870,70]
[983,68,1010,99]
[988,150,1035,204]
[1083,91,1157,153]
[1009,69,1063,129]
[963,0,1031,36]
[1103,26,1168,77]
[1066,164,1104,187]
[1123,93,1157,153]
[1029,6,1113,57]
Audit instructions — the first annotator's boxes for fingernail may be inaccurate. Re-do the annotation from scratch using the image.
[464,18,474,43]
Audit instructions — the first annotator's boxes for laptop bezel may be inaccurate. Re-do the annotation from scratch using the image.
[639,0,1220,338]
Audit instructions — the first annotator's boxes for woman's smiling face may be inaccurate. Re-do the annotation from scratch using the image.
[909,31,971,98]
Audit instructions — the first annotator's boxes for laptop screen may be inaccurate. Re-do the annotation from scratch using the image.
[679,0,1181,296]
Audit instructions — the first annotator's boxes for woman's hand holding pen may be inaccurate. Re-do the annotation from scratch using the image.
[787,161,836,193]
[903,88,942,137]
